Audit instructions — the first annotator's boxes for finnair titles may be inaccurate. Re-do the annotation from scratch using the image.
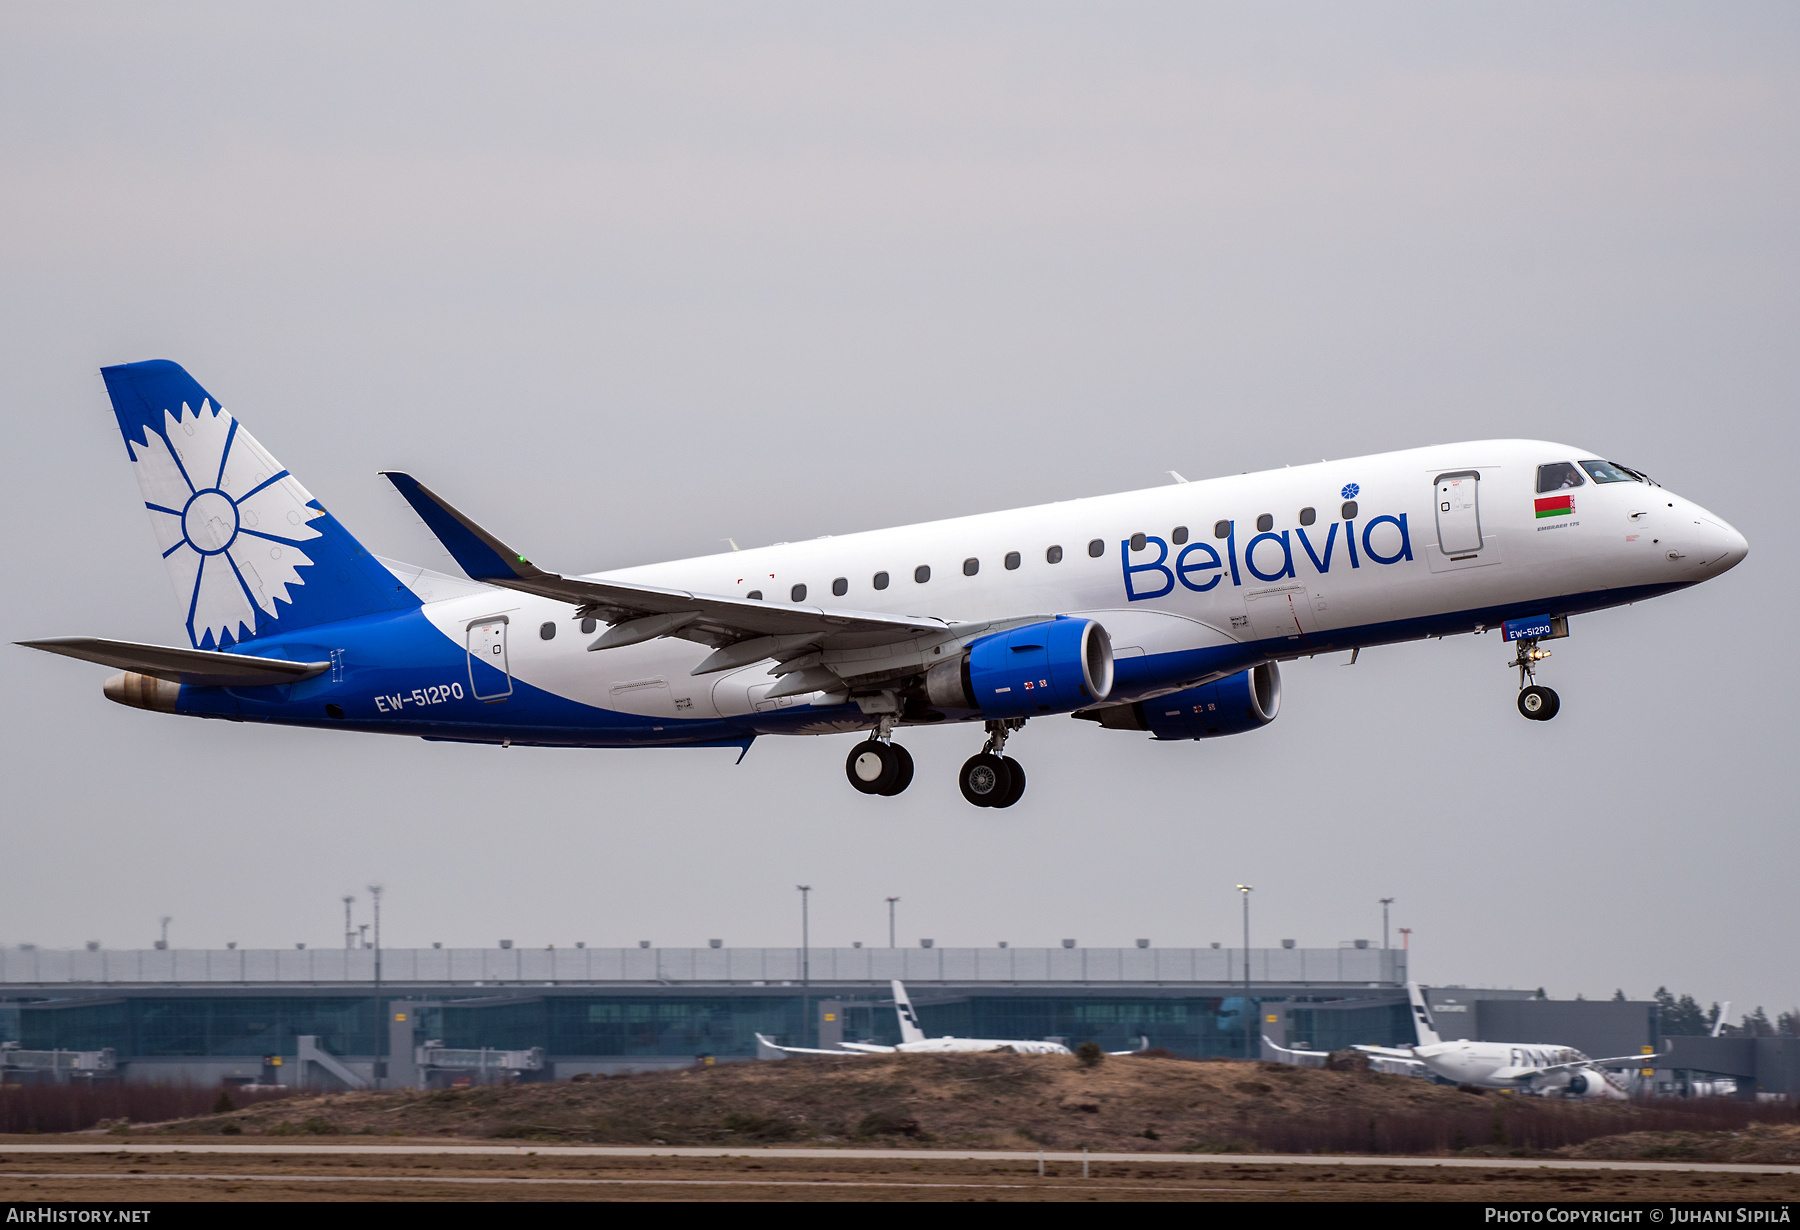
[23,361,1748,806]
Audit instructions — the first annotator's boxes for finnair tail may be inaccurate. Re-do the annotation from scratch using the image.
[99,361,415,650]
[891,980,926,1044]
[1407,981,1441,1047]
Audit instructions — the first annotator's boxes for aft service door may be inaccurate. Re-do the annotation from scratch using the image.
[1434,471,1483,556]
[466,616,512,701]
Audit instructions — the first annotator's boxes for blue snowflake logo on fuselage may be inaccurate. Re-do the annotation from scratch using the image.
[1341,483,1360,500]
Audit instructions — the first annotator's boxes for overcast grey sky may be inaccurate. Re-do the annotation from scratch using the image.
[2,2,1794,1015]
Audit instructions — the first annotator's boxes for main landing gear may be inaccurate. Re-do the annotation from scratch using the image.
[844,717,1029,805]
[845,717,915,796]
[1510,637,1561,722]
[958,719,1027,809]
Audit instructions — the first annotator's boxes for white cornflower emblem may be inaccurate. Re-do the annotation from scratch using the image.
[127,400,323,648]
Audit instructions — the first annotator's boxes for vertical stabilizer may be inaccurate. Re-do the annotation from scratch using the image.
[1712,1002,1731,1038]
[1407,981,1441,1047]
[99,361,417,649]
[890,980,926,1044]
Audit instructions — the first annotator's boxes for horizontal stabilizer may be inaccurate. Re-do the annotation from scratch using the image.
[18,637,329,687]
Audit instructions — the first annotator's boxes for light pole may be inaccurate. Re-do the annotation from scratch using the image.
[1380,898,1395,949]
[159,916,172,949]
[1236,885,1253,1061]
[797,885,812,1046]
[368,884,384,1085]
[886,897,899,948]
[343,896,355,950]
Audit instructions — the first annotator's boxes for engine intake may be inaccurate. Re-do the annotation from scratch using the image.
[1073,662,1280,740]
[924,617,1113,718]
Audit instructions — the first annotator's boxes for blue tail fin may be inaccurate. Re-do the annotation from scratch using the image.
[99,360,418,650]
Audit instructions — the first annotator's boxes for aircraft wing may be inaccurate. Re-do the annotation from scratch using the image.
[383,473,951,649]
[17,637,329,688]
[1503,1049,1667,1081]
[1264,1036,1331,1062]
[1353,1045,1419,1060]
[753,1032,882,1058]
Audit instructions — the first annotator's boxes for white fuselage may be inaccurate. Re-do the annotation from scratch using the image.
[1411,1040,1628,1098]
[406,439,1745,730]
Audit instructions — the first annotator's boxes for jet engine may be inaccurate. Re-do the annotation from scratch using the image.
[923,617,1114,718]
[1557,1069,1627,1099]
[1072,662,1281,740]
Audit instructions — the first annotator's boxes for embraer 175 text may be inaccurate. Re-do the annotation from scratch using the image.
[22,361,1748,805]
[1270,984,1659,1098]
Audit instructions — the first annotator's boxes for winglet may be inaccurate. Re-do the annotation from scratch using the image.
[381,472,545,584]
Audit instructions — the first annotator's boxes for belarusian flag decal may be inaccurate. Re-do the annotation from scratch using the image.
[1534,495,1574,518]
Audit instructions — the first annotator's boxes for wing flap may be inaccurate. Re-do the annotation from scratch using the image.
[19,637,329,687]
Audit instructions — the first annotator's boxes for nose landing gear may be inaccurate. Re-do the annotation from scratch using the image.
[959,719,1027,808]
[1510,638,1561,721]
[845,715,915,796]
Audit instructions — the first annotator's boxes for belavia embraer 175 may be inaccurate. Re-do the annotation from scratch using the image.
[22,361,1748,806]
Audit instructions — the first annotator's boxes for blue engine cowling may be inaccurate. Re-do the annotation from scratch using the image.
[1072,662,1280,739]
[924,617,1114,718]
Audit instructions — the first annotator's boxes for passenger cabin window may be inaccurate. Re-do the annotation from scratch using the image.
[539,622,556,641]
[1255,513,1274,533]
[1129,532,1147,552]
[872,571,889,590]
[963,558,979,576]
[1171,526,1188,544]
[1046,545,1063,563]
[914,565,931,583]
[1298,507,1316,526]
[1214,520,1231,539]
[1537,462,1586,493]
[746,590,763,600]
[790,583,807,602]
[1580,459,1640,484]
[831,577,848,597]
[1004,551,1021,570]
[1341,501,1358,520]
[1087,538,1104,557]
[580,617,597,634]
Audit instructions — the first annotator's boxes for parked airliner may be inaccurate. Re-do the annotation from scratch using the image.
[22,361,1747,805]
[1271,984,1656,1098]
[758,980,1075,1056]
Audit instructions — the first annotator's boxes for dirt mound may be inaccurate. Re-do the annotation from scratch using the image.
[142,1054,1656,1154]
[1557,1122,1800,1165]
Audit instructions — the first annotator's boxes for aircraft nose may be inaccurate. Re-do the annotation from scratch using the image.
[1698,512,1749,574]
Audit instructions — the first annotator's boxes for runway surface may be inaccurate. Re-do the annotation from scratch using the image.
[4,1141,1797,1174]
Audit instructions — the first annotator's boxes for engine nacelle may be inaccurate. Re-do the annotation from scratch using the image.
[924,617,1114,718]
[1073,662,1280,740]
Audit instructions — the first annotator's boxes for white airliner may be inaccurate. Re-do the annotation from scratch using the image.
[757,980,1074,1056]
[22,361,1748,805]
[1270,983,1656,1098]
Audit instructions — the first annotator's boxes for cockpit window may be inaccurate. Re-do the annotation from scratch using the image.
[1580,459,1643,485]
[1536,462,1585,493]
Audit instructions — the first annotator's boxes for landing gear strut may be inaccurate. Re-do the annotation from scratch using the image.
[959,719,1027,808]
[846,714,915,796]
[1510,638,1561,721]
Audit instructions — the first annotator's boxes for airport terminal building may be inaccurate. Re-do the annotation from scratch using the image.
[2,944,1790,1097]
